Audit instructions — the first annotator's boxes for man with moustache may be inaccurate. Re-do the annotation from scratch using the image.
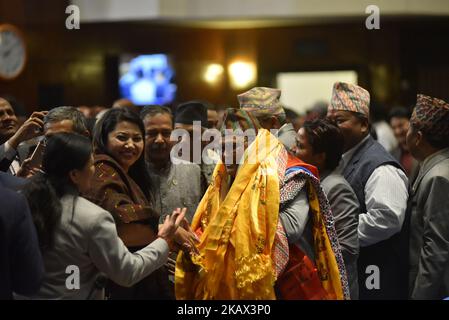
[327,82,409,299]
[141,105,202,223]
[0,97,47,174]
[141,105,202,292]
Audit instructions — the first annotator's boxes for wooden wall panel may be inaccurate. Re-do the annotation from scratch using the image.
[1,1,449,114]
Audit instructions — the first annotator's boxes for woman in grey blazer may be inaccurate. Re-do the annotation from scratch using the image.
[292,118,360,299]
[20,133,186,299]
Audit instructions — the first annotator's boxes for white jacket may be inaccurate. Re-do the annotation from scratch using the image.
[21,195,169,300]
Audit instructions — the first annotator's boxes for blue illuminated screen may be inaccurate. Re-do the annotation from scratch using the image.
[119,54,176,105]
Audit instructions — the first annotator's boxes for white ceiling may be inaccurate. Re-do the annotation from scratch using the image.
[72,0,449,26]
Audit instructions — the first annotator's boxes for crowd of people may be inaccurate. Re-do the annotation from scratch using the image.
[0,81,448,300]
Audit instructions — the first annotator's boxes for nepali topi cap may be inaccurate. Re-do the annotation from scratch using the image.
[328,82,370,118]
[410,94,449,140]
[237,87,285,116]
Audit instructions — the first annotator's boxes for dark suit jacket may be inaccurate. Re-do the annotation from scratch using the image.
[0,143,14,172]
[0,142,33,173]
[0,186,44,299]
[0,171,27,191]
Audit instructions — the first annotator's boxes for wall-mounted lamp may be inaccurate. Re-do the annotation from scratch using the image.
[204,63,224,84]
[228,61,256,90]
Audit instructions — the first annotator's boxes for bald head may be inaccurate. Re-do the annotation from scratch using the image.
[0,97,11,109]
[112,98,140,115]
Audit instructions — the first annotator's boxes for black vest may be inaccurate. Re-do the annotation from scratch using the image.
[343,136,410,300]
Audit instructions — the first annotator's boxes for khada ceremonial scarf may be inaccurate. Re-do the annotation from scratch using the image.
[175,129,349,300]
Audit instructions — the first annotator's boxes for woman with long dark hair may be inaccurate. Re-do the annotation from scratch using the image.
[21,133,184,299]
[89,108,156,244]
[87,108,180,299]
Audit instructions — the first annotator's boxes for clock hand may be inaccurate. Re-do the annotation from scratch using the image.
[1,43,13,56]
[3,48,11,58]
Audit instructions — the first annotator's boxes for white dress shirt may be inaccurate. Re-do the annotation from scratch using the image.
[340,135,409,247]
[373,120,398,153]
[3,141,20,175]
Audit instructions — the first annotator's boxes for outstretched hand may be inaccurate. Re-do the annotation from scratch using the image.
[16,158,41,178]
[174,218,200,256]
[158,207,187,249]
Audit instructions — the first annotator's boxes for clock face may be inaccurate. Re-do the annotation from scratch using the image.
[0,24,27,80]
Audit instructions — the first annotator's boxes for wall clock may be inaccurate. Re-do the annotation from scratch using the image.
[0,24,27,80]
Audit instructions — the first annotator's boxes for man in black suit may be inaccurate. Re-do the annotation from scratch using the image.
[0,185,44,299]
[0,171,27,191]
